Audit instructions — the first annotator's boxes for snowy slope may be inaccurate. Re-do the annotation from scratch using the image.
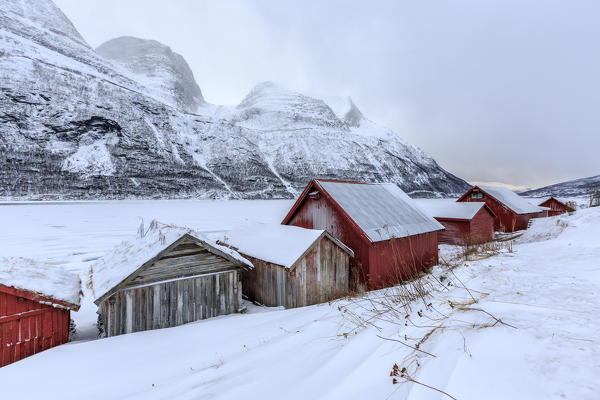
[0,0,469,200]
[0,203,598,399]
[522,174,600,197]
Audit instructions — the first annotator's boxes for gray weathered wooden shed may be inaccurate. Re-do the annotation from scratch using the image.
[220,223,353,308]
[93,222,252,337]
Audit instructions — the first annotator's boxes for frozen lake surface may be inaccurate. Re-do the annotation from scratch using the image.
[0,200,294,337]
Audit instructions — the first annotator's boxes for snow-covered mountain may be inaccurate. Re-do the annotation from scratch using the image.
[521,174,600,197]
[0,0,469,200]
[96,36,204,112]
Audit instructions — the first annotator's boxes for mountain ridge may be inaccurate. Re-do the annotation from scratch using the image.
[0,0,470,200]
[521,175,600,197]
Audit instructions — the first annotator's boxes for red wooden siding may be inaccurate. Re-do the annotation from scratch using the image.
[436,219,469,244]
[0,285,70,368]
[284,190,370,288]
[539,198,574,217]
[436,206,495,245]
[367,232,438,289]
[283,181,439,290]
[457,187,538,233]
[469,206,495,243]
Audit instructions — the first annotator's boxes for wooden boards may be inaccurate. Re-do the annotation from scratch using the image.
[102,270,241,337]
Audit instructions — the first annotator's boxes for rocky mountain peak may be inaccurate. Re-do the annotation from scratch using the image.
[231,81,344,130]
[2,0,86,45]
[0,1,470,200]
[96,36,204,112]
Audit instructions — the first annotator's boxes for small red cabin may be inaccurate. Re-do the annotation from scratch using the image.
[418,200,496,245]
[0,258,80,368]
[538,197,574,217]
[282,179,444,290]
[457,185,544,233]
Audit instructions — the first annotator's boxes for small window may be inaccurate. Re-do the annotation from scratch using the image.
[471,192,484,200]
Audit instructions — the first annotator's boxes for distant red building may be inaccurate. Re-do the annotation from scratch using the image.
[282,179,444,290]
[418,200,496,245]
[538,197,575,217]
[457,186,544,233]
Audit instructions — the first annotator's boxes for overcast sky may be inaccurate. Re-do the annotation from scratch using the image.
[55,0,599,190]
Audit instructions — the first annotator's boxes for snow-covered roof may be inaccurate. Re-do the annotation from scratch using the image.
[317,181,444,242]
[92,222,252,303]
[538,196,569,206]
[220,223,353,269]
[0,257,81,309]
[416,199,491,220]
[478,186,543,214]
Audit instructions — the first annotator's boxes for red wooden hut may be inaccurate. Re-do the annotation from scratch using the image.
[538,197,574,217]
[417,200,496,245]
[282,179,444,290]
[457,185,545,232]
[0,258,81,367]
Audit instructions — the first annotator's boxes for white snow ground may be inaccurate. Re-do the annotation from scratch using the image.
[0,200,598,399]
[0,200,293,338]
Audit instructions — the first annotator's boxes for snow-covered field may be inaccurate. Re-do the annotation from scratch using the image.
[0,200,599,399]
[0,200,293,337]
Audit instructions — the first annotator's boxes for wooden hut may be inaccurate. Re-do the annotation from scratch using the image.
[538,197,575,217]
[282,179,444,290]
[1,258,81,367]
[93,222,252,338]
[417,200,496,245]
[457,185,545,233]
[220,224,353,308]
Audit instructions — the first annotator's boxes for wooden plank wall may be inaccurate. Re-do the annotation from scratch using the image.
[124,245,237,289]
[0,289,70,367]
[102,270,241,337]
[242,236,350,308]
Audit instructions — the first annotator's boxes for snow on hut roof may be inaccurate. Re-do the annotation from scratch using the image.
[92,221,252,303]
[538,196,569,205]
[317,180,444,242]
[416,199,490,220]
[0,257,81,309]
[478,186,543,214]
[220,223,353,269]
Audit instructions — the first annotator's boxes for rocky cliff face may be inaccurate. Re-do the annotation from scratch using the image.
[0,0,469,200]
[96,36,204,112]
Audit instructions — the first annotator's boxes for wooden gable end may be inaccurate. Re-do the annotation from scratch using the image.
[122,238,241,290]
[96,234,247,305]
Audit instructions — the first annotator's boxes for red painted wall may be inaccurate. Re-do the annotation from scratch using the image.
[436,219,469,244]
[285,193,371,287]
[367,232,439,289]
[458,188,538,233]
[539,198,572,217]
[0,285,71,367]
[468,207,495,243]
[284,191,439,290]
[435,207,494,245]
[458,194,516,232]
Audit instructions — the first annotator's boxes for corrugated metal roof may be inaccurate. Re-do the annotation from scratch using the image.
[317,181,444,242]
[479,186,542,214]
[416,199,487,220]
